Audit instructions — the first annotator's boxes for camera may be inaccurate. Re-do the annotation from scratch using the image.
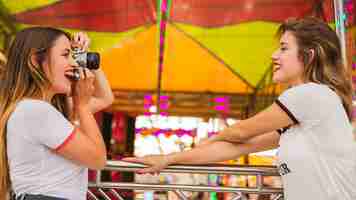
[67,48,100,80]
[72,47,100,70]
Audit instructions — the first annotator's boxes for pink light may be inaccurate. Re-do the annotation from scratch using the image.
[214,105,227,111]
[160,112,168,116]
[161,0,167,12]
[159,103,169,110]
[160,21,167,30]
[160,95,169,100]
[214,97,228,103]
[160,36,165,44]
[144,103,152,108]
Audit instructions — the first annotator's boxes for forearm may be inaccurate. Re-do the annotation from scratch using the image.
[77,106,106,156]
[167,141,246,165]
[212,126,244,143]
[166,131,279,165]
[86,69,114,113]
[92,69,114,103]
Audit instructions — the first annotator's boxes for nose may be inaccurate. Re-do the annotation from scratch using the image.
[271,49,279,61]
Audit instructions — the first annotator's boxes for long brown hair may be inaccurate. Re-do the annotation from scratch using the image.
[277,17,353,121]
[0,27,71,198]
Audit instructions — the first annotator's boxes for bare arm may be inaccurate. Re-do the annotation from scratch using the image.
[57,73,107,170]
[57,105,107,169]
[87,69,114,113]
[123,131,279,173]
[168,131,279,164]
[211,103,294,143]
[68,32,114,114]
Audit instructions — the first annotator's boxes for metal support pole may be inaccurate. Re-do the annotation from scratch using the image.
[334,0,348,66]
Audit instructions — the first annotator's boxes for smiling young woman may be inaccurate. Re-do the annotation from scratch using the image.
[0,27,113,200]
[123,18,356,200]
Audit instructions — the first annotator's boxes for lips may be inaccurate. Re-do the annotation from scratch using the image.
[273,63,281,73]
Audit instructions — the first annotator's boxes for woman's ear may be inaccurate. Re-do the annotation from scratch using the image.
[303,48,315,65]
[29,48,47,69]
[29,48,40,68]
[309,48,315,62]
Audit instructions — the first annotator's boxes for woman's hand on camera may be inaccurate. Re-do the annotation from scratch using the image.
[72,32,90,51]
[122,155,172,175]
[70,67,95,109]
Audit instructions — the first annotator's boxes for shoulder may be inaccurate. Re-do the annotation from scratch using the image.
[10,99,60,121]
[283,82,330,94]
[18,99,57,112]
[280,82,336,101]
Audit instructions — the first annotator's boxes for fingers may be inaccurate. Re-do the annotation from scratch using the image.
[123,157,161,175]
[67,67,94,81]
[122,157,142,163]
[137,167,160,175]
[65,68,80,81]
[196,138,212,147]
[83,68,94,79]
[73,32,90,51]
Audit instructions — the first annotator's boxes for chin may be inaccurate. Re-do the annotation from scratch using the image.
[272,76,282,84]
[272,74,289,84]
[53,86,71,95]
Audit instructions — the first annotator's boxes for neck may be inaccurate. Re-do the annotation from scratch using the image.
[30,89,54,103]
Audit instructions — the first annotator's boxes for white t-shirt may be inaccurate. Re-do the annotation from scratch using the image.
[7,99,88,200]
[276,83,356,200]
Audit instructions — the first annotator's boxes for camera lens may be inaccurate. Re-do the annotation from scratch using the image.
[86,52,100,70]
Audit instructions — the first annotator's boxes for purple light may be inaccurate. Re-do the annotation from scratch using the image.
[144,94,153,100]
[352,63,356,69]
[135,128,143,133]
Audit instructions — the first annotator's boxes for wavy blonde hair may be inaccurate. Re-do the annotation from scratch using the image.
[277,17,353,121]
[0,27,71,198]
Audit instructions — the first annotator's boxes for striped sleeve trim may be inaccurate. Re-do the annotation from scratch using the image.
[277,129,283,135]
[54,128,77,152]
[277,125,291,135]
[275,100,299,124]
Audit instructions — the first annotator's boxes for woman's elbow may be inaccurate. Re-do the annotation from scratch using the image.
[107,94,114,106]
[98,156,107,170]
[103,94,114,109]
[91,155,107,170]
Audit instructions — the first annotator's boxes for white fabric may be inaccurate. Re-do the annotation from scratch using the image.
[276,83,356,200]
[7,99,88,200]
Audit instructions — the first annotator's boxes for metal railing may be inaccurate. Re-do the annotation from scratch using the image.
[88,160,283,200]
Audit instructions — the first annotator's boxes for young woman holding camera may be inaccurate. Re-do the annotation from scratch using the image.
[0,27,113,200]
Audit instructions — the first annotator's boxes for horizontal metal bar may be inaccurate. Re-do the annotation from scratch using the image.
[105,161,280,176]
[89,182,283,194]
